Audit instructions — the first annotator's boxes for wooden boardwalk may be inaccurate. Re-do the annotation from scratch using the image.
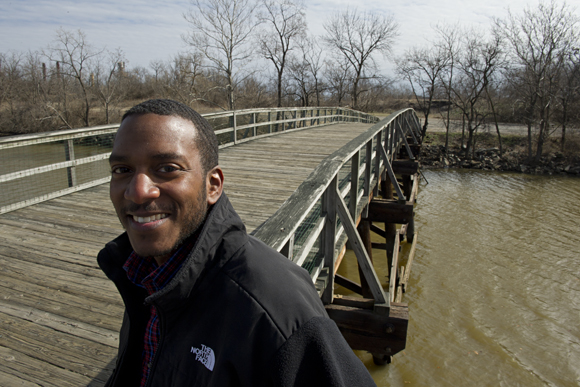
[0,123,372,387]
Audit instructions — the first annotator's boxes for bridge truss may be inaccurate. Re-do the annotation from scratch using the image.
[253,108,422,364]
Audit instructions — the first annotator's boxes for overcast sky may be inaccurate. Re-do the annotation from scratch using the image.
[0,0,574,77]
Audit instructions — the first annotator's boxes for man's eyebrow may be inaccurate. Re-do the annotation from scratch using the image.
[150,152,187,161]
[108,153,187,163]
[109,154,126,163]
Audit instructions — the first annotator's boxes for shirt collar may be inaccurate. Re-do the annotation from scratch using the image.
[123,238,196,295]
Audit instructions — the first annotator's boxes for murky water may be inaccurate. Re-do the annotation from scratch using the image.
[339,169,580,386]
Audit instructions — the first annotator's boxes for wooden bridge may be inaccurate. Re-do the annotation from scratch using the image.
[0,107,422,386]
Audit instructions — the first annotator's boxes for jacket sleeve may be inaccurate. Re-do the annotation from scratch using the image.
[271,316,377,387]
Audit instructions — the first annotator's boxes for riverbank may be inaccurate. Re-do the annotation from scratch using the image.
[419,131,580,176]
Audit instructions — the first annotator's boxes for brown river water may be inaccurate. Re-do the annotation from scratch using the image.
[339,169,580,386]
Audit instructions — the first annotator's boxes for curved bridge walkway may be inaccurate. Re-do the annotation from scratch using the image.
[0,122,374,386]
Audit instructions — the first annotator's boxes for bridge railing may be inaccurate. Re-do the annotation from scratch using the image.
[252,108,422,310]
[0,106,377,214]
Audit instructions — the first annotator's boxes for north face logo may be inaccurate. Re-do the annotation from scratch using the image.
[190,344,215,371]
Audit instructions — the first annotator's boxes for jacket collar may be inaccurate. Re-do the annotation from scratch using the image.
[98,193,248,311]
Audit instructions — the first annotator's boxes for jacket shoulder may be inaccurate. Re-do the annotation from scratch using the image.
[272,317,377,387]
[220,235,328,340]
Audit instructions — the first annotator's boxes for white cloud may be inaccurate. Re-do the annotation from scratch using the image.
[0,0,577,76]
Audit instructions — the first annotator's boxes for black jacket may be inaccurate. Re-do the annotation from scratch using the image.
[98,194,376,387]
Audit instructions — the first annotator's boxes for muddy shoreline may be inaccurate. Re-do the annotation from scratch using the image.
[415,118,580,175]
[420,144,580,175]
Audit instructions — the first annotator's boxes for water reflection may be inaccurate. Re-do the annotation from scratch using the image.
[339,169,580,386]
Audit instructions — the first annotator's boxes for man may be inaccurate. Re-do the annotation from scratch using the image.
[98,99,376,386]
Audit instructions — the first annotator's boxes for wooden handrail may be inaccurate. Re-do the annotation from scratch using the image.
[251,108,421,309]
[0,107,378,214]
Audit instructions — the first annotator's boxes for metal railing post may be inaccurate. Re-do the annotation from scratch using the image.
[64,139,77,187]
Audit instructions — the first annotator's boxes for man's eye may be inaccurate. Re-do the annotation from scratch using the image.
[159,165,180,173]
[111,166,131,174]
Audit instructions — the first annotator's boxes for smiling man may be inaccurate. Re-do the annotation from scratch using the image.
[98,99,376,387]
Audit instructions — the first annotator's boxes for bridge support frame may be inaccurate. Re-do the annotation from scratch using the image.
[326,125,421,365]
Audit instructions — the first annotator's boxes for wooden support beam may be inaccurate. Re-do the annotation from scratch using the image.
[401,232,418,293]
[335,189,388,306]
[395,266,404,303]
[410,144,421,156]
[334,274,363,295]
[392,160,419,175]
[402,175,411,202]
[388,230,401,303]
[370,224,386,238]
[280,234,294,260]
[332,295,374,310]
[399,224,408,241]
[365,198,414,224]
[407,212,415,243]
[363,140,372,219]
[396,124,415,160]
[357,220,374,299]
[380,146,406,203]
[325,301,408,357]
[321,176,338,305]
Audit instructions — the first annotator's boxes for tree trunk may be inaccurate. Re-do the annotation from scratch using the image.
[534,119,546,164]
[485,85,502,157]
[561,102,567,152]
[352,71,361,110]
[526,121,533,162]
[466,124,474,160]
[277,71,283,108]
[460,114,466,154]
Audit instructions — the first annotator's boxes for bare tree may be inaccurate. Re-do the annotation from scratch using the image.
[323,8,398,110]
[162,53,207,107]
[324,56,353,106]
[446,30,503,158]
[557,48,580,151]
[495,0,580,162]
[396,45,449,140]
[434,23,460,151]
[46,28,101,127]
[93,48,127,124]
[183,0,259,110]
[287,52,315,106]
[299,38,325,106]
[258,0,306,107]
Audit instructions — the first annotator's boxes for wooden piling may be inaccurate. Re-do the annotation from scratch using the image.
[357,220,374,299]
[381,177,397,278]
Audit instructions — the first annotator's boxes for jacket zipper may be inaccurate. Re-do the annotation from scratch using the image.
[144,303,164,387]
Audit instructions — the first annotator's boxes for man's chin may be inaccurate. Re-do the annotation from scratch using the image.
[128,238,177,260]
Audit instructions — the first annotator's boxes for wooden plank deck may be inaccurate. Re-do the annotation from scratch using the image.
[0,123,372,386]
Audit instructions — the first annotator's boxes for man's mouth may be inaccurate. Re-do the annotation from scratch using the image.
[132,213,169,224]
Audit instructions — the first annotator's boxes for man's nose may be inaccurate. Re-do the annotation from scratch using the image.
[125,173,160,203]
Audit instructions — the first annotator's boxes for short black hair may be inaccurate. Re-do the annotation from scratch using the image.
[122,99,218,173]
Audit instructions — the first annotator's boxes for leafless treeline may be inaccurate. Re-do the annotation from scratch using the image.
[2,0,579,166]
[0,0,401,135]
[396,0,580,162]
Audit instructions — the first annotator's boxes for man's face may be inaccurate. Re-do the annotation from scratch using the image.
[109,113,213,261]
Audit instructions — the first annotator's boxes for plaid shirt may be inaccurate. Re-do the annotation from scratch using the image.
[123,239,195,387]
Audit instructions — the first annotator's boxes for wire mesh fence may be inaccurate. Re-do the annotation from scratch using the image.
[0,107,378,214]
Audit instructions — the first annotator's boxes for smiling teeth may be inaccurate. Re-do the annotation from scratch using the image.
[133,214,168,223]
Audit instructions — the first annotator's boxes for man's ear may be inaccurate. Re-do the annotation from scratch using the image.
[206,166,224,205]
